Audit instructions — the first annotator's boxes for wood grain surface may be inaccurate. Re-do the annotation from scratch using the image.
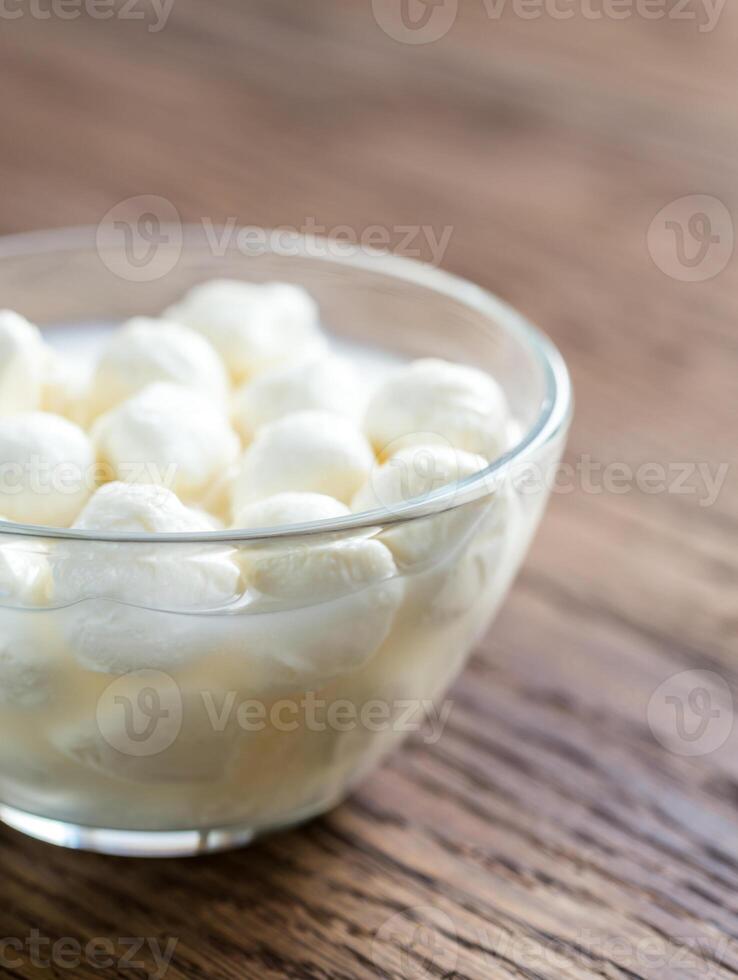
[1,1,738,977]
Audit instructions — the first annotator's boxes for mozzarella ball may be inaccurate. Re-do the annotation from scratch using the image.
[232,410,374,512]
[0,639,53,709]
[363,357,510,460]
[165,279,327,382]
[0,310,46,415]
[0,412,95,526]
[233,491,349,530]
[352,444,488,569]
[42,351,92,427]
[424,487,522,628]
[88,317,229,419]
[0,520,55,708]
[92,382,240,505]
[71,480,215,536]
[0,525,50,606]
[235,493,403,689]
[53,482,242,674]
[232,355,361,443]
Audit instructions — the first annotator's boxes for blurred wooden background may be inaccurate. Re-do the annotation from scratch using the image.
[2,1,738,977]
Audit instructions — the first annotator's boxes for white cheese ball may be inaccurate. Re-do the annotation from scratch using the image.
[42,351,92,427]
[0,639,53,709]
[0,520,54,708]
[165,279,327,382]
[352,444,488,569]
[424,487,523,628]
[233,491,349,530]
[54,482,242,674]
[363,358,510,461]
[0,412,95,527]
[232,355,361,443]
[0,310,46,415]
[232,410,374,512]
[0,525,50,606]
[92,382,240,505]
[235,492,403,690]
[88,317,229,419]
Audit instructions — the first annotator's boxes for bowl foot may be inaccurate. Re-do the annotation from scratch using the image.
[0,801,335,857]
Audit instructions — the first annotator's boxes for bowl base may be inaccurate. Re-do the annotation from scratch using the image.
[0,800,333,857]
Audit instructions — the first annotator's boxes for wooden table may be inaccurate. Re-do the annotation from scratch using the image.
[2,2,737,977]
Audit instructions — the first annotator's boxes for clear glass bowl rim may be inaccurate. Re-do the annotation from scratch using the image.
[0,225,572,544]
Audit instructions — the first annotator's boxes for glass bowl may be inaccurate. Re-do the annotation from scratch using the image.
[0,227,571,856]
